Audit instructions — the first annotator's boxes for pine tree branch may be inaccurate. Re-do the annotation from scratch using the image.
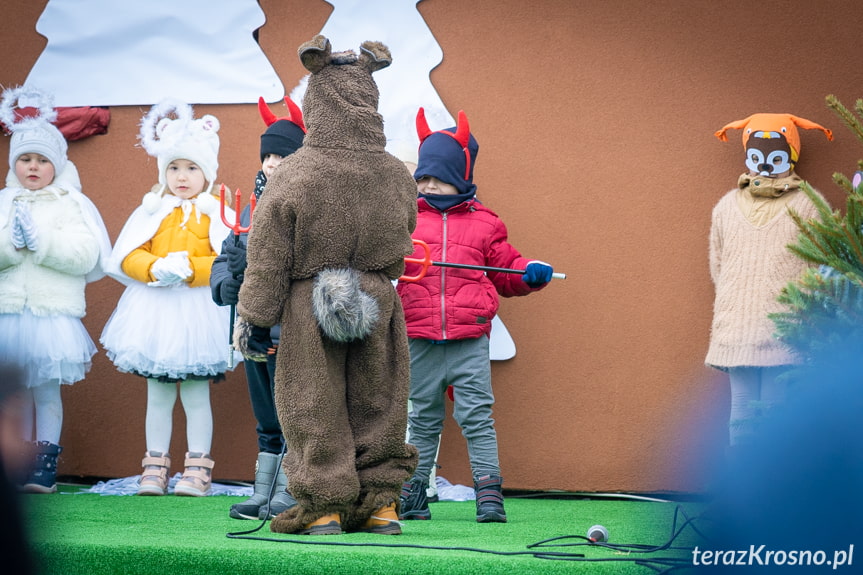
[772,94,863,363]
[827,94,863,144]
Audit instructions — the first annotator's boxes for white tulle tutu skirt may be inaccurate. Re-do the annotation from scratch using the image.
[0,309,96,388]
[101,282,240,380]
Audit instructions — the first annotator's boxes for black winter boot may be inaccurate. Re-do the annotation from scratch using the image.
[474,475,507,523]
[21,441,62,494]
[399,476,431,520]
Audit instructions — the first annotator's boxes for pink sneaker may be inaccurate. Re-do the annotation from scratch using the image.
[174,452,214,497]
[137,451,171,496]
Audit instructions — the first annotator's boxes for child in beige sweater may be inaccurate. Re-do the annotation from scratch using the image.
[706,113,832,445]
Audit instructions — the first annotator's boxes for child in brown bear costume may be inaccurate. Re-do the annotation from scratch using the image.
[235,35,418,535]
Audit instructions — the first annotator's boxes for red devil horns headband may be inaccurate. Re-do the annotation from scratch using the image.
[416,107,472,181]
[258,96,306,133]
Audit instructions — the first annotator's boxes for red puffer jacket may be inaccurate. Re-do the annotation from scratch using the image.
[396,197,538,340]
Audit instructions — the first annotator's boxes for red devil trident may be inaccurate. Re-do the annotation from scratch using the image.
[400,239,566,282]
[219,184,256,368]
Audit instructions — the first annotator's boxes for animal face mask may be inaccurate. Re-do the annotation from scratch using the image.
[744,130,793,177]
[715,113,833,178]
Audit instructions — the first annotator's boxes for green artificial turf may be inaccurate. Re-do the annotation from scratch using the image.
[23,487,705,574]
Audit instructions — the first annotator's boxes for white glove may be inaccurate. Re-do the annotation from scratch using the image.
[13,202,38,251]
[10,214,26,249]
[149,257,183,285]
[148,251,192,286]
[164,251,192,279]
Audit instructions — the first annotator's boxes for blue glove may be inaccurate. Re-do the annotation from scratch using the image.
[522,260,553,287]
[224,241,247,276]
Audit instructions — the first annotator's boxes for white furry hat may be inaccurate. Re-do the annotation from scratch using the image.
[139,99,220,193]
[0,86,68,175]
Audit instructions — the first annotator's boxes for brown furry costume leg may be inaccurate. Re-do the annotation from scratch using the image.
[269,276,417,534]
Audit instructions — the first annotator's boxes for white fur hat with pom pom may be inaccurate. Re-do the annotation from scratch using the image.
[139,99,220,194]
[0,86,68,175]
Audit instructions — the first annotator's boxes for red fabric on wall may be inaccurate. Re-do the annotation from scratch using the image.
[1,106,110,141]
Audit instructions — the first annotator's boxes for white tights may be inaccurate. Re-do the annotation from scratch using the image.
[20,380,63,444]
[145,378,212,455]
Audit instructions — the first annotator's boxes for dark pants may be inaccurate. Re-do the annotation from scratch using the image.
[245,354,284,454]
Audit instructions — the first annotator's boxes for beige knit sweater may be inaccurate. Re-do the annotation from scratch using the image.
[705,183,823,369]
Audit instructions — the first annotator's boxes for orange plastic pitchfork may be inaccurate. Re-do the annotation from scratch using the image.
[400,239,566,282]
[219,184,257,368]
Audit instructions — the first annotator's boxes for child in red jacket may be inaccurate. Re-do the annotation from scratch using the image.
[396,108,553,523]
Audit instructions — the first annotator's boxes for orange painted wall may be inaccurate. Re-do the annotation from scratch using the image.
[1,0,860,493]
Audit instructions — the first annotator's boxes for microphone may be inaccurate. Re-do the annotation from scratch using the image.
[587,524,609,543]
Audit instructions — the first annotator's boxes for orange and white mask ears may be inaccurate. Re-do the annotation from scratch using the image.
[714,116,755,142]
[788,115,833,141]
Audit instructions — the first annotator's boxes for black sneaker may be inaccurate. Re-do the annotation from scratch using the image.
[21,442,62,494]
[475,475,507,523]
[399,476,431,520]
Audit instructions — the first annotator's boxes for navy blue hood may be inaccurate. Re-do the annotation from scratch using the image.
[414,128,479,196]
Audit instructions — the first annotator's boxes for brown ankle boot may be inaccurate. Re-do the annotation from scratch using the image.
[299,513,342,535]
[359,503,402,535]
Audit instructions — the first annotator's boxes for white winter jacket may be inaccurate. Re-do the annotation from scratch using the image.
[0,162,111,317]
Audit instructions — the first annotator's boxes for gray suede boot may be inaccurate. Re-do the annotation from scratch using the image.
[230,452,280,519]
[258,463,297,519]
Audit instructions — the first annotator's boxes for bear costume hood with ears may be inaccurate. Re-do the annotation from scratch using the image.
[297,35,392,151]
[239,32,417,316]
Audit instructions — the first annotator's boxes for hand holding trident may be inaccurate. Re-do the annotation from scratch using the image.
[400,239,566,282]
[219,184,256,369]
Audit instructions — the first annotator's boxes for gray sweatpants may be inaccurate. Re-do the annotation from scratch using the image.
[406,336,500,482]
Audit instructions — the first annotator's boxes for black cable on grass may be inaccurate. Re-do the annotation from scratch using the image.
[529,504,707,554]
[227,504,706,572]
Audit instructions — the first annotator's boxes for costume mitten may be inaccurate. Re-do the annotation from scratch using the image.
[224,241,248,276]
[522,260,553,287]
[233,317,271,362]
[247,325,273,357]
[15,202,38,251]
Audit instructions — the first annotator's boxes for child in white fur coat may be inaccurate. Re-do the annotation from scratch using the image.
[0,86,111,493]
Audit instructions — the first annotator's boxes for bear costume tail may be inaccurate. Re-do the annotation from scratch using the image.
[312,268,379,342]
